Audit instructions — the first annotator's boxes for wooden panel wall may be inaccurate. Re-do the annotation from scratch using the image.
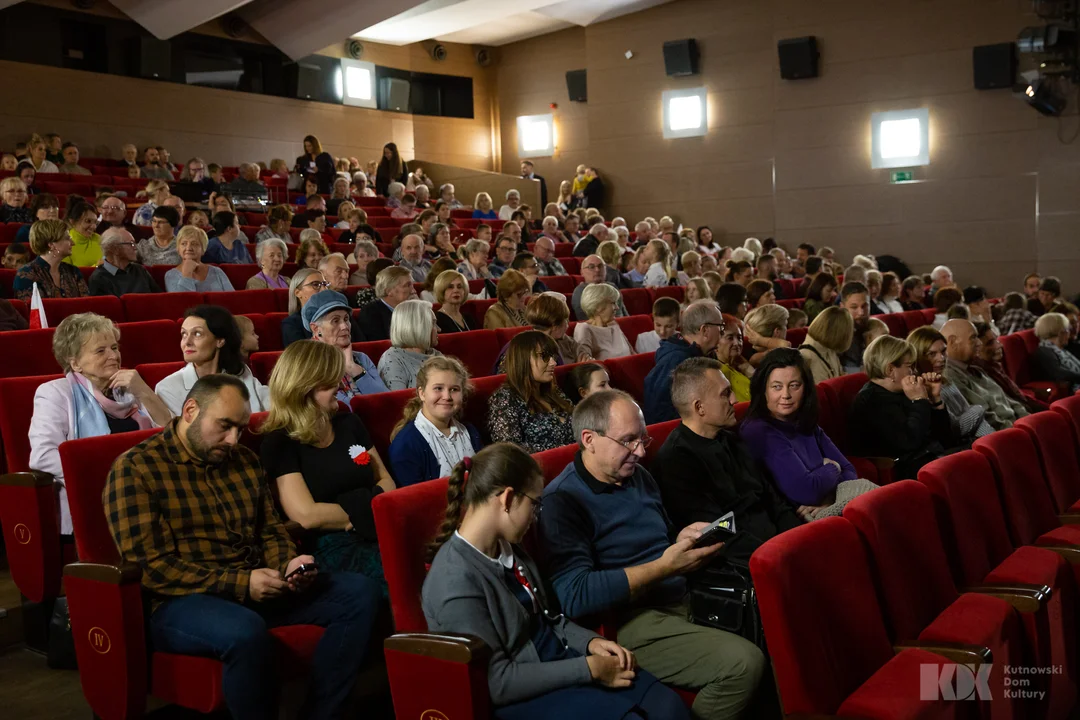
[497,0,1080,294]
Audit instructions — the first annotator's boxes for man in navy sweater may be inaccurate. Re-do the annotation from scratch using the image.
[540,390,766,719]
[643,300,724,423]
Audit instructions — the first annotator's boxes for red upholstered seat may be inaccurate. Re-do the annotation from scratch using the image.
[751,517,961,718]
[560,257,580,273]
[249,351,281,384]
[263,312,288,348]
[351,388,414,458]
[0,328,62,378]
[532,443,577,483]
[352,339,391,366]
[614,314,653,348]
[493,326,529,348]
[603,353,654,404]
[649,286,684,303]
[122,292,202,322]
[542,275,576,294]
[118,320,182,365]
[60,431,324,720]
[899,310,931,334]
[436,329,502,378]
[461,298,497,328]
[880,313,907,338]
[1052,395,1080,449]
[844,481,1024,719]
[1015,412,1080,514]
[43,296,125,324]
[134,362,185,390]
[620,288,651,317]
[205,289,278,315]
[462,374,505,443]
[785,326,808,346]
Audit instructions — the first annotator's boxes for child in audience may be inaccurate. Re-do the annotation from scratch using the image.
[562,362,611,404]
[3,242,29,269]
[236,315,259,361]
[475,223,492,243]
[864,317,889,345]
[391,193,418,220]
[207,163,224,185]
[635,297,681,355]
[787,307,809,330]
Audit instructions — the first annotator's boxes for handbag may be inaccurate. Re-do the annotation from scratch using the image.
[46,597,78,670]
[688,559,766,653]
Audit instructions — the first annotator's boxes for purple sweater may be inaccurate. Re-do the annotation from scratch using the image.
[739,417,856,506]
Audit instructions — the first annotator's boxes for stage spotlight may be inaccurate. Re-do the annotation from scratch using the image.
[1021,77,1067,116]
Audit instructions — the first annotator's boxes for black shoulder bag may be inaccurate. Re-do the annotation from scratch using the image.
[688,556,766,654]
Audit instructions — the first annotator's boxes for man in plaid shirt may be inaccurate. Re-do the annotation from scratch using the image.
[105,374,380,720]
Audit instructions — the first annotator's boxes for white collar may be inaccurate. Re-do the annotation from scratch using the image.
[415,407,463,440]
[455,531,514,569]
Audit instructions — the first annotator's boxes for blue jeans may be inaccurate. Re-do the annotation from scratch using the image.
[150,572,381,720]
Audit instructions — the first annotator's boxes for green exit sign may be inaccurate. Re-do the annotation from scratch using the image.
[891,170,914,183]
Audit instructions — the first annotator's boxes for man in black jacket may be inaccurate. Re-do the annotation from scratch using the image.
[652,357,804,563]
[355,265,415,342]
[520,160,547,208]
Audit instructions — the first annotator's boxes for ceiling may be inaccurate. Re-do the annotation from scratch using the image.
[12,0,673,60]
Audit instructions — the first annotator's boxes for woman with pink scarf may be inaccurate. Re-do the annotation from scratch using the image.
[29,313,171,536]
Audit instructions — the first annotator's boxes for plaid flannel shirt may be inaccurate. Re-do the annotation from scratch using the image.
[104,420,295,608]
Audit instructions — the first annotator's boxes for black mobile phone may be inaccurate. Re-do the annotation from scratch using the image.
[285,563,318,581]
[693,514,737,548]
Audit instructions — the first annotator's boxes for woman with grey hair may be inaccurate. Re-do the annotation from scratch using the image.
[246,237,291,290]
[29,313,170,535]
[1034,312,1080,392]
[457,238,493,280]
[378,299,443,390]
[353,171,375,197]
[573,284,633,360]
[348,239,380,286]
[281,268,330,347]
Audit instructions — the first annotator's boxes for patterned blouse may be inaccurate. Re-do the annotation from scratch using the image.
[14,256,89,301]
[487,383,574,454]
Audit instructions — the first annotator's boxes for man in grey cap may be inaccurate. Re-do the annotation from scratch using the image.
[302,291,386,399]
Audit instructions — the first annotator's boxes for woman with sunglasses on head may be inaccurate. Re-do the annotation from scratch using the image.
[488,331,574,453]
[423,443,689,720]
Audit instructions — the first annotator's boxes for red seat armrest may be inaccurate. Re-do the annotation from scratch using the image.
[0,470,61,602]
[64,562,149,720]
[384,633,492,720]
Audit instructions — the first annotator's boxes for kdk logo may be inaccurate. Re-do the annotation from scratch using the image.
[920,664,992,701]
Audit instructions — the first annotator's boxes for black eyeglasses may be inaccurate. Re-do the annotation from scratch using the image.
[520,492,543,518]
[304,281,331,290]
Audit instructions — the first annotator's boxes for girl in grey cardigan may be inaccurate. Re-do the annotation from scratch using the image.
[422,444,688,720]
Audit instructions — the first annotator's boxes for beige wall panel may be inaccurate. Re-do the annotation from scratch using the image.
[775,185,902,230]
[1037,215,1080,261]
[896,175,1035,225]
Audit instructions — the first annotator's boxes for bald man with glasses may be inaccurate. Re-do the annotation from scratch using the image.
[96,195,136,235]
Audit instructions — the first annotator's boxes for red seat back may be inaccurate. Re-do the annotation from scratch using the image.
[350,388,414,458]
[43,296,125,324]
[643,419,681,466]
[614,314,653,348]
[899,310,930,334]
[119,320,181,365]
[750,518,899,715]
[134,362,185,390]
[880,314,906,338]
[1015,412,1080,514]
[734,401,749,423]
[917,451,1016,588]
[461,298,497,328]
[436,329,502,378]
[974,429,1061,547]
[649,286,684,304]
[262,312,288,349]
[372,477,450,633]
[352,339,391,366]
[1000,332,1030,384]
[816,373,868,453]
[0,328,62,378]
[843,481,960,641]
[60,430,161,563]
[1052,395,1080,449]
[532,443,578,484]
[603,354,655,403]
[218,265,259,291]
[1018,329,1040,356]
[0,374,62,472]
[493,326,529,348]
[462,374,505,442]
[249,351,281,384]
[543,275,576,294]
[205,289,278,316]
[786,327,808,346]
[122,292,202,322]
[620,288,652,317]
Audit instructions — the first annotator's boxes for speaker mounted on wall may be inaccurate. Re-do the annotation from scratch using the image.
[972,42,1016,89]
[663,39,699,77]
[566,69,587,102]
[778,36,819,80]
[284,63,321,100]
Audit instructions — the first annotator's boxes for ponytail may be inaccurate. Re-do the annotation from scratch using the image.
[390,397,423,442]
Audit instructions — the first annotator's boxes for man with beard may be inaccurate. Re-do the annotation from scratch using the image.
[104,375,380,720]
[839,281,871,374]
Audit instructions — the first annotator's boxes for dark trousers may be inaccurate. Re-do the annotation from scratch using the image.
[150,572,380,720]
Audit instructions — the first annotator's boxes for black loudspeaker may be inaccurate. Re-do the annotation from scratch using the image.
[566,69,587,102]
[663,39,699,76]
[128,37,171,80]
[973,43,1016,90]
[778,36,819,80]
[285,63,321,100]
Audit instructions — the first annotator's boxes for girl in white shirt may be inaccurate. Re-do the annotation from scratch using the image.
[642,238,674,288]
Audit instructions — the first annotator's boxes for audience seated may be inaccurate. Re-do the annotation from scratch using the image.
[12,192,58,246]
[106,373,380,718]
[743,304,789,367]
[1033,312,1080,393]
[313,253,347,294]
[941,318,1029,429]
[541,390,765,718]
[487,235,518,278]
[716,313,753,403]
[356,265,415,342]
[378,299,442,391]
[999,291,1038,334]
[255,204,294,243]
[644,300,724,423]
[65,199,103,268]
[714,282,748,320]
[226,162,268,198]
[0,176,35,225]
[419,257,458,303]
[347,240,380,286]
[14,218,89,301]
[32,313,170,534]
[156,305,269,415]
[642,239,674,288]
[456,238,494,281]
[136,205,182,266]
[133,179,171,226]
[422,443,688,719]
[682,278,710,306]
[562,362,610,404]
[572,255,629,321]
[138,146,172,180]
[907,325,992,446]
[484,268,530,329]
[848,335,952,479]
[388,356,481,487]
[89,228,160,297]
[305,291,387,399]
[838,281,871,374]
[573,284,633,360]
[802,273,838,323]
[203,211,254,265]
[165,226,234,292]
[282,269,330,347]
[931,286,962,330]
[488,330,574,452]
[244,238,289,290]
[971,321,1047,412]
[635,297,680,355]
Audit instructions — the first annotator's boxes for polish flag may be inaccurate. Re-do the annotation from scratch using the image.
[29,282,47,329]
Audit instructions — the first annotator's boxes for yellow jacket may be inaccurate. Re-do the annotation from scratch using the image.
[64,228,103,268]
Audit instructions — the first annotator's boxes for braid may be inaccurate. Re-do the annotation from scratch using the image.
[427,459,468,563]
[390,397,423,442]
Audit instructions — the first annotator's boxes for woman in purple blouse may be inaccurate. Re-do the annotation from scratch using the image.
[739,348,856,508]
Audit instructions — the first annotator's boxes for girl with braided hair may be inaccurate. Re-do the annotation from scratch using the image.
[422,444,689,719]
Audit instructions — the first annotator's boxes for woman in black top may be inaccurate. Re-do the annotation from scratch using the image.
[375,142,409,197]
[848,335,952,480]
[260,341,397,593]
[434,269,471,333]
[294,134,335,194]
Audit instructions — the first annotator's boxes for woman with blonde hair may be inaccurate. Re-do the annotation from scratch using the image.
[260,340,395,586]
[677,250,701,285]
[435,270,472,333]
[574,284,633,360]
[296,231,329,270]
[296,134,335,193]
[487,331,574,453]
[133,179,171,226]
[682,277,711,307]
[165,226,234,292]
[642,238,673,288]
[388,356,482,487]
[483,269,530,329]
[799,306,852,383]
[849,335,952,479]
[378,299,443,390]
[0,176,33,223]
[457,238,494,281]
[472,192,497,220]
[420,257,458,303]
[14,219,89,301]
[557,180,574,214]
[744,304,790,366]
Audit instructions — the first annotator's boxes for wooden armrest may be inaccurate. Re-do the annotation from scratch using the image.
[1058,513,1080,525]
[0,470,55,487]
[64,562,142,585]
[964,583,1051,614]
[894,642,991,666]
[384,633,491,665]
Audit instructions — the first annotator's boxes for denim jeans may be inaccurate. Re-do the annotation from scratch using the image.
[150,571,381,720]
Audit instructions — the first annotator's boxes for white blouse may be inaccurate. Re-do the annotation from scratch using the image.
[155,363,270,417]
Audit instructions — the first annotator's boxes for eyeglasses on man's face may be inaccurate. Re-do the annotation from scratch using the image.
[595,431,653,453]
